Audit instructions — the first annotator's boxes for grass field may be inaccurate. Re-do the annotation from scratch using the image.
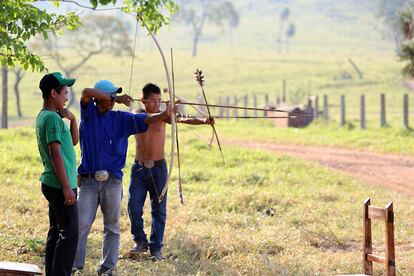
[2,1,414,275]
[0,126,413,275]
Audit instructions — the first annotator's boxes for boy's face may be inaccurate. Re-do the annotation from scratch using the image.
[52,86,68,109]
[142,93,161,113]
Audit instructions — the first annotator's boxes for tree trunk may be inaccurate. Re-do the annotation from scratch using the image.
[14,68,23,118]
[192,32,200,57]
[61,70,78,111]
[2,67,8,129]
[67,85,79,110]
[191,12,207,57]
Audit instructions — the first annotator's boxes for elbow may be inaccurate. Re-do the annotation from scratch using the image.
[49,149,61,162]
[81,88,89,99]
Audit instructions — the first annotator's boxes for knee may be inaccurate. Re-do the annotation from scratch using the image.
[104,219,120,235]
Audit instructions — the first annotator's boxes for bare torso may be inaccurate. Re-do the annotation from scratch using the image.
[135,119,166,161]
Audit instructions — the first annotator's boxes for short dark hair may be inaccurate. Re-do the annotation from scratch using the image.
[142,83,161,99]
[39,74,64,99]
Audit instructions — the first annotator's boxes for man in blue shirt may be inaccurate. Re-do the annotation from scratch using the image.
[72,80,172,276]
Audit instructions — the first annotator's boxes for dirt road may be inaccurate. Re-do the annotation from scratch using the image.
[231,141,414,197]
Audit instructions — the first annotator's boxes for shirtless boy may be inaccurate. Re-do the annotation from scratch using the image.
[127,83,213,260]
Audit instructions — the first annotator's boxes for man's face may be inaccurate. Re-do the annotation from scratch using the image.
[98,96,115,112]
[53,86,68,109]
[142,93,161,113]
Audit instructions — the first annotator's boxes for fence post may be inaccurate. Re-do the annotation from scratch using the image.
[244,95,248,117]
[340,95,346,127]
[234,96,238,120]
[226,96,230,120]
[360,94,366,129]
[314,95,319,119]
[323,94,329,121]
[282,79,286,102]
[264,94,269,116]
[253,94,258,117]
[403,94,409,128]
[380,94,386,127]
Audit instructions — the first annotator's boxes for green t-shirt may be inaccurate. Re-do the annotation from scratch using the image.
[36,110,77,189]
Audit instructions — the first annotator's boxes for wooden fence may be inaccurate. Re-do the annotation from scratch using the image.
[207,92,413,129]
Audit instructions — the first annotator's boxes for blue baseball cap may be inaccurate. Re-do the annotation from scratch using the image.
[94,80,122,95]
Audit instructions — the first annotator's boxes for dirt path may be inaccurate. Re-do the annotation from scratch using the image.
[229,140,414,197]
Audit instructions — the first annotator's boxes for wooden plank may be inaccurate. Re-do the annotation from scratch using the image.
[368,206,386,220]
[0,262,41,275]
[362,198,373,275]
[385,202,396,276]
[367,254,386,264]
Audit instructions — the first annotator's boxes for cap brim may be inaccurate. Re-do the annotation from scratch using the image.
[115,87,122,94]
[61,78,76,87]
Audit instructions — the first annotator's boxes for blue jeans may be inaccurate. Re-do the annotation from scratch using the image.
[73,175,122,271]
[127,160,167,251]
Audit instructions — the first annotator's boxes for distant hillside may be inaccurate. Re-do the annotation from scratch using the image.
[158,0,393,54]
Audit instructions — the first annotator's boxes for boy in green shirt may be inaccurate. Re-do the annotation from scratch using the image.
[36,72,79,276]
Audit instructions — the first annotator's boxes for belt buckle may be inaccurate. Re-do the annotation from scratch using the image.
[95,170,109,181]
[143,160,154,169]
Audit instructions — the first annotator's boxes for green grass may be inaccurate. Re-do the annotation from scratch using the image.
[205,119,414,155]
[2,2,414,274]
[0,126,413,275]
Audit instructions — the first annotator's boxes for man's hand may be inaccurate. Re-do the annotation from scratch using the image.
[115,94,133,107]
[63,186,76,206]
[58,108,75,121]
[204,117,215,125]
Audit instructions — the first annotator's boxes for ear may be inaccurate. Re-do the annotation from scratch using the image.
[50,89,58,99]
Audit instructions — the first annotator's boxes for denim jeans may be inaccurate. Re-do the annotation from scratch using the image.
[41,184,79,276]
[73,175,122,271]
[127,160,167,251]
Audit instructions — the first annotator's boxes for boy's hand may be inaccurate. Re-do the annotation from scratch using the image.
[63,186,76,206]
[58,108,75,121]
[204,117,215,125]
[116,94,133,107]
[165,101,178,118]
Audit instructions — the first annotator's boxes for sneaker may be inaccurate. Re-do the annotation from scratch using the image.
[150,249,165,261]
[71,268,83,276]
[129,240,148,254]
[98,268,114,276]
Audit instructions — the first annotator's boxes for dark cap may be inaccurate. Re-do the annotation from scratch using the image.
[39,72,76,99]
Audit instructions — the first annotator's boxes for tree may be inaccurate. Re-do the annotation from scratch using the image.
[0,0,177,128]
[374,0,414,50]
[12,67,24,118]
[1,0,176,72]
[285,23,295,52]
[34,14,133,109]
[174,0,239,57]
[2,68,7,129]
[397,9,414,77]
[277,7,290,53]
